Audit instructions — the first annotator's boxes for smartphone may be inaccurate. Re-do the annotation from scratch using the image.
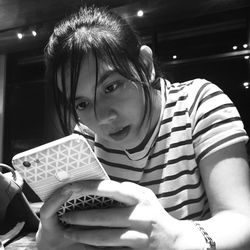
[12,134,119,217]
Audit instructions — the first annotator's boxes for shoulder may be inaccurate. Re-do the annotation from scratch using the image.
[168,78,218,95]
[163,78,213,112]
[168,78,227,113]
[165,78,210,101]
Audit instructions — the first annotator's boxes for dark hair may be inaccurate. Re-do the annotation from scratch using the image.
[45,5,160,135]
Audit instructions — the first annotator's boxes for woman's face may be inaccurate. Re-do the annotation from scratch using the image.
[59,53,150,149]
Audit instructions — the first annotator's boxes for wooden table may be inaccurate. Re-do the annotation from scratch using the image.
[5,233,37,249]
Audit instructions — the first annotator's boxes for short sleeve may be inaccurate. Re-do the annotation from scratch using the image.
[187,79,248,162]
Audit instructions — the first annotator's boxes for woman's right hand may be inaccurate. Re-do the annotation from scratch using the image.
[36,184,85,250]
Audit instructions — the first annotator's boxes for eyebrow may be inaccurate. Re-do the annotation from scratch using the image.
[97,69,116,86]
[74,69,116,101]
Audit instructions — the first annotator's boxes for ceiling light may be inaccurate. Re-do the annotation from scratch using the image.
[172,55,177,59]
[243,44,248,49]
[244,55,249,60]
[137,10,144,17]
[232,46,237,50]
[31,30,37,37]
[243,82,249,89]
[17,32,23,39]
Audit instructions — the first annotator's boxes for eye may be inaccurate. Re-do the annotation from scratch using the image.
[104,82,119,94]
[75,100,89,110]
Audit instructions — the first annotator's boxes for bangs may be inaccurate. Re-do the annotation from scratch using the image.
[53,43,84,134]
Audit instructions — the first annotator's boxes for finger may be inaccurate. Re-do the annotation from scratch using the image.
[61,204,153,232]
[64,228,148,248]
[84,246,130,250]
[68,180,145,205]
[40,184,73,226]
[84,245,130,250]
[61,206,134,227]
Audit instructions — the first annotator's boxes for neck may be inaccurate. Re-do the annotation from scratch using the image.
[126,86,162,152]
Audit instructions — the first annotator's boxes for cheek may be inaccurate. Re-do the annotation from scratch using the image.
[78,113,97,131]
[125,89,145,118]
[126,100,144,119]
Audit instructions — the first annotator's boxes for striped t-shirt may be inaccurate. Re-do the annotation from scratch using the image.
[75,78,248,220]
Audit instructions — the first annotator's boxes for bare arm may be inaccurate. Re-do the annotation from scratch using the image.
[177,142,250,250]
[37,142,250,250]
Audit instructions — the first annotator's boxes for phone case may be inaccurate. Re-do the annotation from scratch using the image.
[12,134,119,217]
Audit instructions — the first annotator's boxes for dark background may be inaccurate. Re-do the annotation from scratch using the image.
[1,0,250,166]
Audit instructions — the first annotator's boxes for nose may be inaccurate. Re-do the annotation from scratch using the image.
[95,102,118,126]
[97,110,118,125]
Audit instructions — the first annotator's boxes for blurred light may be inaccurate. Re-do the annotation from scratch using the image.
[137,10,144,17]
[243,82,249,89]
[31,30,37,37]
[244,55,250,60]
[243,44,248,49]
[17,32,23,39]
[173,55,177,59]
[232,46,238,50]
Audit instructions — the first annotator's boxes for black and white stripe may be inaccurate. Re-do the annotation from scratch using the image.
[75,78,248,220]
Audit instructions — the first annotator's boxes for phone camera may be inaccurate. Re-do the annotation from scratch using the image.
[23,161,31,168]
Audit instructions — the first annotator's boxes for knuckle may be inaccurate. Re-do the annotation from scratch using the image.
[39,206,48,220]
[120,181,133,189]
[142,186,153,195]
[140,186,154,201]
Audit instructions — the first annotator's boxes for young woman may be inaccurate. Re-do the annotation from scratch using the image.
[37,5,250,250]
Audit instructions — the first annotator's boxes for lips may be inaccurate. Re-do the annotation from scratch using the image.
[109,125,130,141]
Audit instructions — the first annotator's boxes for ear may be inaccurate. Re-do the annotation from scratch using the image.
[139,45,155,82]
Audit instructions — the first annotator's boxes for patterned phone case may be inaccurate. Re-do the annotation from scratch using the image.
[12,134,119,217]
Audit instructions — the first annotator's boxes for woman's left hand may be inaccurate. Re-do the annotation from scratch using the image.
[59,180,186,250]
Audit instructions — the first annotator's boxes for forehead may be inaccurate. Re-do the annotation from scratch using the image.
[56,53,114,95]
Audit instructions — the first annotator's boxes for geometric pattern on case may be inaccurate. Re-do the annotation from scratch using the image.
[12,136,108,202]
[57,195,121,217]
[14,139,97,183]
